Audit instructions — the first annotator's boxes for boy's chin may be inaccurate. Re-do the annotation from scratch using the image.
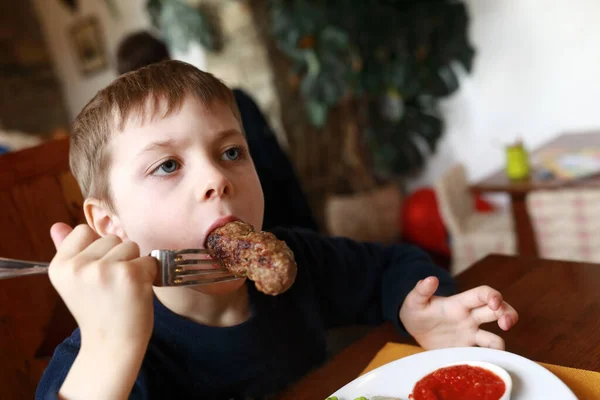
[189,277,247,295]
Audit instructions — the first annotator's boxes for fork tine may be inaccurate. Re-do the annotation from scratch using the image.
[175,249,210,255]
[150,248,239,287]
[173,275,242,286]
[174,268,230,276]
[174,259,217,266]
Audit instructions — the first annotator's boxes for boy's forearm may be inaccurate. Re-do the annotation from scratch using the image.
[58,341,146,400]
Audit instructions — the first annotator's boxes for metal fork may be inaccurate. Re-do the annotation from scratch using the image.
[0,249,241,287]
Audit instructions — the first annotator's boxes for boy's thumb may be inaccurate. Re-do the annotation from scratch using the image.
[408,276,439,308]
[50,222,73,249]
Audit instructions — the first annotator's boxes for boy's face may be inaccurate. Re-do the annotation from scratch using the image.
[106,96,264,273]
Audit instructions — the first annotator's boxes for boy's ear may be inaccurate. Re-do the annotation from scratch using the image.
[83,197,128,240]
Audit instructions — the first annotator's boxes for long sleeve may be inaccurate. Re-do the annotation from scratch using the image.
[36,329,148,400]
[36,334,79,400]
[271,228,457,334]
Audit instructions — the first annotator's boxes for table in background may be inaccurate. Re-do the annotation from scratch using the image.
[470,132,600,257]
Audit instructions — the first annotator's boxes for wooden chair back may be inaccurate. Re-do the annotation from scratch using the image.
[0,137,82,399]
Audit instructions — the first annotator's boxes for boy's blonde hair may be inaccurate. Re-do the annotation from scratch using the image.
[70,60,241,210]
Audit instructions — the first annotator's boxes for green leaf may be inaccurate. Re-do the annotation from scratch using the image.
[146,0,162,28]
[306,100,328,127]
[459,44,476,73]
[380,89,405,122]
[427,64,459,97]
[439,64,459,95]
[414,113,443,152]
[299,50,320,97]
[393,137,425,174]
[158,1,220,52]
[320,26,349,51]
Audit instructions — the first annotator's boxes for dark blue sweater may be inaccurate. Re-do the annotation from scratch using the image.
[36,228,456,400]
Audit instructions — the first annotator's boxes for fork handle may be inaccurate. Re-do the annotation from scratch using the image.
[0,257,50,280]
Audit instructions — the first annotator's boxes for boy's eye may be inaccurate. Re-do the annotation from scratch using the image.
[153,159,180,176]
[222,146,242,161]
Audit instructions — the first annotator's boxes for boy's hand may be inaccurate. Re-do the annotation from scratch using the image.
[399,276,519,350]
[49,223,158,351]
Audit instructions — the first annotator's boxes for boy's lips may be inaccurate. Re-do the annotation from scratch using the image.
[203,215,240,247]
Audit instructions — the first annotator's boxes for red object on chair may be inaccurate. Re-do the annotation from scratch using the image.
[475,194,496,212]
[401,188,450,256]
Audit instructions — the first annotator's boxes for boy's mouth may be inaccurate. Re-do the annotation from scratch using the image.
[203,215,241,247]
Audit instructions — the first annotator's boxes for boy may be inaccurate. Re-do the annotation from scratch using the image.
[37,61,518,400]
[116,30,319,233]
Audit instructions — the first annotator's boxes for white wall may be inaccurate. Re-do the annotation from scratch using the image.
[32,0,206,119]
[408,0,600,191]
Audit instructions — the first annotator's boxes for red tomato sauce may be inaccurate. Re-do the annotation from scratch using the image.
[409,365,506,400]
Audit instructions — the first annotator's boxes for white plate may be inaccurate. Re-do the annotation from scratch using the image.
[329,347,577,400]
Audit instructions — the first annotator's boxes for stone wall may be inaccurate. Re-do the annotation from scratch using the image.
[0,1,68,134]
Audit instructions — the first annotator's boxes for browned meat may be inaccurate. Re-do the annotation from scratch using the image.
[206,221,297,295]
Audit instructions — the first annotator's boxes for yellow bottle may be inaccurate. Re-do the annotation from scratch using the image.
[505,141,530,180]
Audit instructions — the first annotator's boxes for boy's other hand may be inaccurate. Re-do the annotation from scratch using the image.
[399,276,519,350]
[49,223,158,352]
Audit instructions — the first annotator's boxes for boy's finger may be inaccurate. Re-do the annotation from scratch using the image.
[475,329,505,350]
[458,285,503,310]
[471,301,518,327]
[50,222,74,250]
[53,224,99,261]
[104,240,141,262]
[498,304,519,331]
[131,256,159,283]
[406,276,439,308]
[80,235,122,261]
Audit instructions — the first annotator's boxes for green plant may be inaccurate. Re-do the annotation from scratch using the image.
[269,0,474,180]
[146,0,222,52]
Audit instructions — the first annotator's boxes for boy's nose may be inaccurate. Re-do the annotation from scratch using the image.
[201,172,233,201]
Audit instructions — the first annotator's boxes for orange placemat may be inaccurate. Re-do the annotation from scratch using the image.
[360,343,600,399]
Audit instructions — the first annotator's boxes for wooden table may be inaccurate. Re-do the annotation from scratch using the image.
[470,132,600,257]
[279,254,600,399]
